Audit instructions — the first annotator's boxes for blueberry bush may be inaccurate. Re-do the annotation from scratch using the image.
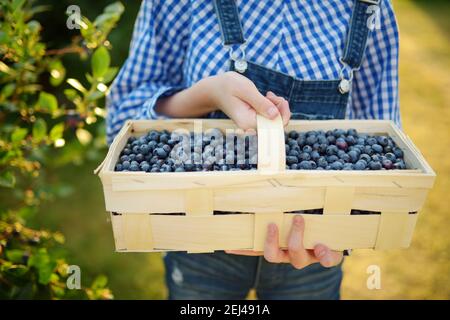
[0,0,124,299]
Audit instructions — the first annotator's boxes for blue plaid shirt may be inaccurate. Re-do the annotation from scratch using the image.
[107,0,400,143]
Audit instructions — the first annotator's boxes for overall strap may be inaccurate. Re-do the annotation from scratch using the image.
[341,0,381,70]
[338,0,381,93]
[213,0,246,46]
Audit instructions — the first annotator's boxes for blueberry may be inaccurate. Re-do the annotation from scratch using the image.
[385,152,396,161]
[327,155,339,163]
[302,145,313,153]
[115,163,123,171]
[299,160,312,170]
[289,150,300,158]
[327,135,336,144]
[120,155,129,162]
[150,167,159,172]
[132,145,140,154]
[348,150,359,163]
[364,145,374,155]
[343,163,354,170]
[317,135,328,145]
[290,163,298,170]
[122,148,131,155]
[339,153,351,162]
[298,152,311,161]
[360,154,371,163]
[377,135,389,147]
[129,163,139,171]
[382,159,393,169]
[393,147,404,159]
[371,154,381,162]
[175,167,185,172]
[288,131,299,139]
[347,128,358,136]
[122,160,130,170]
[140,163,150,172]
[393,160,406,170]
[317,157,328,168]
[128,154,136,161]
[369,161,382,170]
[135,153,144,162]
[309,161,317,169]
[310,151,321,161]
[330,161,343,170]
[366,137,377,146]
[345,135,356,146]
[336,138,348,150]
[371,144,383,154]
[154,148,168,159]
[384,145,393,153]
[326,145,338,156]
[285,144,290,154]
[162,144,171,153]
[354,160,366,170]
[318,143,328,153]
[286,156,298,165]
[160,133,170,144]
[306,135,318,145]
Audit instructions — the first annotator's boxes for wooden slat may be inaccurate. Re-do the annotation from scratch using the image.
[257,114,285,173]
[253,212,284,251]
[374,212,410,250]
[123,214,154,251]
[323,187,354,215]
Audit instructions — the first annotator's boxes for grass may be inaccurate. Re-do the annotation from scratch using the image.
[32,0,450,299]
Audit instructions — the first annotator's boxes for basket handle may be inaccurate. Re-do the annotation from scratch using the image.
[256,114,286,173]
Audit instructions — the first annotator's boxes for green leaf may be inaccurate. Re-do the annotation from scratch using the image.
[37,92,58,113]
[6,250,25,264]
[102,67,118,83]
[11,127,28,143]
[64,89,78,100]
[1,83,16,99]
[92,275,108,289]
[32,118,47,142]
[28,248,56,285]
[67,78,86,93]
[49,123,65,141]
[11,0,26,12]
[0,171,15,188]
[91,46,110,78]
[49,60,66,86]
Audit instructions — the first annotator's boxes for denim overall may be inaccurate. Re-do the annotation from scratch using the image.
[164,0,379,299]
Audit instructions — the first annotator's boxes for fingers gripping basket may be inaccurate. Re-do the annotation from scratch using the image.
[95,116,435,253]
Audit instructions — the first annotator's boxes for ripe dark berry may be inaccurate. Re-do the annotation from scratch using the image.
[371,144,383,153]
[288,131,299,139]
[366,137,377,146]
[385,152,396,161]
[360,154,371,163]
[393,147,404,159]
[299,152,311,161]
[299,160,312,170]
[330,161,343,170]
[326,145,338,156]
[348,150,359,163]
[377,135,389,146]
[120,155,129,162]
[286,156,298,165]
[154,148,167,159]
[369,161,382,170]
[382,159,393,169]
[129,163,139,171]
[302,145,313,153]
[115,164,123,171]
[354,160,366,170]
[336,138,348,150]
[122,160,130,170]
[122,148,131,155]
[140,163,150,172]
[136,153,144,162]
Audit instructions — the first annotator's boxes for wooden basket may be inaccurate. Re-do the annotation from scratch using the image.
[95,116,435,253]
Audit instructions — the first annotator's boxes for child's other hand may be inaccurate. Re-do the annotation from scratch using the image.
[210,71,291,130]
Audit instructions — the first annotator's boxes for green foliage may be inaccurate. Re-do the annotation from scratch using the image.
[0,0,124,299]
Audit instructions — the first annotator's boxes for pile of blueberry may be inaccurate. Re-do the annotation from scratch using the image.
[114,129,258,172]
[285,128,406,170]
[114,127,407,172]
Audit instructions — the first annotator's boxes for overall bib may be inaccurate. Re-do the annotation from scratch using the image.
[164,0,379,299]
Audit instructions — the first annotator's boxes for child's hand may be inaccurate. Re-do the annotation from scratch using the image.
[210,72,291,129]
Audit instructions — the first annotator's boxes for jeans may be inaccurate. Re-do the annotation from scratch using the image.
[164,251,343,300]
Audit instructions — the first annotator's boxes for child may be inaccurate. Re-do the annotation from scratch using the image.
[107,0,399,299]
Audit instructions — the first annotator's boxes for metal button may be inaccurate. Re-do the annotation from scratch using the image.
[234,59,248,73]
[339,78,351,94]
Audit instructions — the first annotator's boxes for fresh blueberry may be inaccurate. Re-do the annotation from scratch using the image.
[343,163,354,170]
[135,153,144,162]
[330,161,343,170]
[366,137,377,146]
[129,163,139,171]
[154,148,168,159]
[122,160,130,170]
[120,155,129,162]
[317,157,328,168]
[302,145,313,153]
[306,135,318,145]
[382,159,393,169]
[299,160,312,170]
[122,148,131,155]
[385,152,396,161]
[371,144,383,153]
[348,150,359,163]
[140,162,150,172]
[327,155,339,163]
[286,156,298,165]
[326,145,338,156]
[298,152,311,161]
[288,131,299,139]
[377,136,389,147]
[354,160,366,170]
[115,163,123,171]
[393,147,404,159]
[336,138,348,150]
[369,161,382,170]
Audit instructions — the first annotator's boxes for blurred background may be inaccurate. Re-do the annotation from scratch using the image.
[0,0,448,299]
